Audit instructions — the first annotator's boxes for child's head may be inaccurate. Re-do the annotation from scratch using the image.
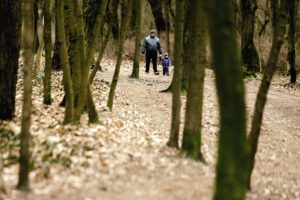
[164,53,169,58]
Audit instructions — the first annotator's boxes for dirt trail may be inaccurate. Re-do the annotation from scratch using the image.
[1,61,300,200]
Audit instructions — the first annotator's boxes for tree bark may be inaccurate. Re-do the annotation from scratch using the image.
[56,0,75,124]
[107,0,134,110]
[287,0,298,83]
[167,0,185,148]
[241,0,260,74]
[17,0,35,191]
[43,0,53,105]
[0,0,22,120]
[90,0,120,83]
[130,0,142,78]
[74,0,108,120]
[181,0,206,161]
[147,0,166,33]
[33,0,44,79]
[208,0,248,199]
[247,0,289,189]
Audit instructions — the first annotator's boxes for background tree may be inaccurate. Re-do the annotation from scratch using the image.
[17,0,35,190]
[130,0,142,78]
[208,0,248,198]
[0,0,22,120]
[287,0,299,83]
[43,0,53,105]
[181,0,206,161]
[247,0,289,189]
[167,0,185,148]
[241,0,260,74]
[147,0,166,33]
[56,0,75,124]
[107,0,134,110]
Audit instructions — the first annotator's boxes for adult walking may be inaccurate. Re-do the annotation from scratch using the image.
[141,30,163,75]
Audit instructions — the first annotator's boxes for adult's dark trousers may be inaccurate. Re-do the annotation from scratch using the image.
[145,51,158,73]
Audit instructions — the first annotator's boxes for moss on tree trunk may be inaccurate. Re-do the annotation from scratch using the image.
[208,0,248,199]
[181,0,206,161]
[167,0,185,148]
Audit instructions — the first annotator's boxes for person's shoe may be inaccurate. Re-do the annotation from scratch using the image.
[155,72,159,75]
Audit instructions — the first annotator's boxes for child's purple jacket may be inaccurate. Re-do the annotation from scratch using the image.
[161,57,171,68]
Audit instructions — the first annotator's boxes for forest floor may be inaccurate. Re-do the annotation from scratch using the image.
[0,59,300,200]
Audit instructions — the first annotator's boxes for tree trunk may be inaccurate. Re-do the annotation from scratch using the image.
[147,0,166,33]
[107,0,134,110]
[17,0,34,191]
[51,11,62,70]
[241,0,260,74]
[181,0,206,161]
[0,0,22,120]
[90,0,120,83]
[65,0,82,107]
[33,0,44,79]
[288,0,298,83]
[247,0,289,189]
[163,0,171,54]
[208,0,248,199]
[43,0,53,105]
[167,0,185,148]
[56,0,75,124]
[130,0,142,78]
[74,0,108,121]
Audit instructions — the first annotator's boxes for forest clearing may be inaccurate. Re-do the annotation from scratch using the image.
[1,0,300,199]
[1,61,300,200]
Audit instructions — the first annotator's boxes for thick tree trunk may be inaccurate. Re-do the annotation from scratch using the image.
[208,0,248,199]
[56,0,75,124]
[65,0,82,107]
[107,0,134,110]
[241,0,260,74]
[247,0,289,189]
[43,0,52,105]
[0,0,22,120]
[130,0,142,78]
[17,0,34,191]
[147,0,166,33]
[287,0,298,83]
[167,0,185,148]
[163,0,171,55]
[181,0,206,161]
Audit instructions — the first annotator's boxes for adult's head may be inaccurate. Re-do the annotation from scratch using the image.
[150,29,156,38]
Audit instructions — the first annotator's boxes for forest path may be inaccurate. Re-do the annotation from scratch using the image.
[1,60,300,200]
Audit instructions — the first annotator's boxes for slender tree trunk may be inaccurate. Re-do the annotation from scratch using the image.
[43,0,52,105]
[241,0,260,74]
[0,0,22,120]
[270,0,278,29]
[130,0,142,78]
[163,0,171,54]
[56,0,74,124]
[51,9,62,70]
[181,0,206,161]
[33,0,44,79]
[74,0,108,120]
[90,0,120,83]
[107,0,134,110]
[208,0,248,199]
[288,0,298,83]
[17,0,35,191]
[247,0,289,189]
[167,0,185,148]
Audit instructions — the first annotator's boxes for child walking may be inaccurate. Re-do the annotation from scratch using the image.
[160,53,171,76]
